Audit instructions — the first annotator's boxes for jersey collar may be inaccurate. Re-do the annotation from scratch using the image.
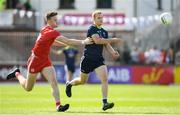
[93,24,102,29]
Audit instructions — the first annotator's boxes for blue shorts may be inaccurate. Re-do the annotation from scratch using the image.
[80,56,105,74]
[65,64,75,73]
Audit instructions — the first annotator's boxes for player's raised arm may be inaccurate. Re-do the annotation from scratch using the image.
[91,34,121,45]
[56,35,93,46]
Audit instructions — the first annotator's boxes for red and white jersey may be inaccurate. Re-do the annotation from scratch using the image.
[32,26,60,58]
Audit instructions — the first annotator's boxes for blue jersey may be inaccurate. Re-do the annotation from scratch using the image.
[84,25,108,61]
[63,47,78,66]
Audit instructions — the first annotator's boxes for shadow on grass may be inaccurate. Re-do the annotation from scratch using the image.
[67,111,173,114]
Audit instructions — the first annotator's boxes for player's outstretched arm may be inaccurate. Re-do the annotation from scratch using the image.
[56,36,93,46]
[53,40,68,46]
[91,34,122,45]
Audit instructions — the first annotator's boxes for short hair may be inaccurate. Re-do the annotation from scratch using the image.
[92,10,102,20]
[46,11,58,20]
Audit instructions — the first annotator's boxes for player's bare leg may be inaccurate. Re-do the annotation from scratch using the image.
[95,65,108,99]
[42,66,69,112]
[17,72,38,91]
[64,66,73,82]
[7,68,38,91]
[66,70,73,82]
[95,65,114,111]
[70,72,88,86]
[66,72,88,97]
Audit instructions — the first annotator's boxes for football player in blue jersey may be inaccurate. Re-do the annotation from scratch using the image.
[52,46,78,82]
[66,11,123,111]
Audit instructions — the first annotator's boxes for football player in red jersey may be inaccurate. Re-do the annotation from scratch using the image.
[6,11,92,112]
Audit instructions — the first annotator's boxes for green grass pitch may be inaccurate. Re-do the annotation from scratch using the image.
[0,83,180,115]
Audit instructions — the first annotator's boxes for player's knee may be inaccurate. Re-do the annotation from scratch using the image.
[79,79,86,84]
[101,77,108,83]
[80,80,86,84]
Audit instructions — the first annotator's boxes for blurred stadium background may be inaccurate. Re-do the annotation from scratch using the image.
[0,0,180,114]
[0,0,180,84]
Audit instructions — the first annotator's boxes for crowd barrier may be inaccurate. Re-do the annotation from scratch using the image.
[0,64,179,85]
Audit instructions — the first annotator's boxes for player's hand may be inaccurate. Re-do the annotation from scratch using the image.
[83,37,94,45]
[112,51,120,60]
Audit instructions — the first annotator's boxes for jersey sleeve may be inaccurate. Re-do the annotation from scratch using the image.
[87,26,98,38]
[46,30,61,39]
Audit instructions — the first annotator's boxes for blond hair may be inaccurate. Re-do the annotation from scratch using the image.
[92,10,102,20]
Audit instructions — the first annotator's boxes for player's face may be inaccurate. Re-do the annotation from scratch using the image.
[49,16,58,28]
[94,13,103,26]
